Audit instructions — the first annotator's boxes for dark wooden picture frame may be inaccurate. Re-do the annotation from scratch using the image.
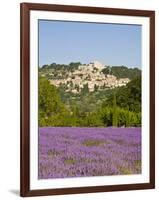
[20,2,155,197]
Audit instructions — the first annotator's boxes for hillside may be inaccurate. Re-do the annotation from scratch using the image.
[39,61,140,94]
[102,66,141,79]
[39,61,141,127]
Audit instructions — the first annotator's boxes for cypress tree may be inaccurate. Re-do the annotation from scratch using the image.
[126,106,130,127]
[112,91,118,126]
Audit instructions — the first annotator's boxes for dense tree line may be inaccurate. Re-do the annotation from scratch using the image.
[39,76,141,127]
[102,66,141,80]
[102,76,141,113]
[41,62,81,71]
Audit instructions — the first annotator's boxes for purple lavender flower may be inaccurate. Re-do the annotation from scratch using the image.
[38,127,141,179]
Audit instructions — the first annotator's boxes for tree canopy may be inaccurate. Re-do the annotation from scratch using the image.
[102,66,141,80]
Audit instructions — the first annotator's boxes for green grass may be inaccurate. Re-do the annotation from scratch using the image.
[47,149,60,157]
[82,139,105,147]
[64,158,76,165]
[120,167,132,174]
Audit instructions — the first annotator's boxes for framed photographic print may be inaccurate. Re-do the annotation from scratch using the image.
[20,2,155,197]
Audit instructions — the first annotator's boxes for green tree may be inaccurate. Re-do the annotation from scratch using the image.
[39,76,66,126]
[94,84,99,92]
[81,83,89,95]
[112,91,118,126]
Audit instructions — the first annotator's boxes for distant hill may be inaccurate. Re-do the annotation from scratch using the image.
[39,61,135,93]
[102,66,141,80]
[41,62,81,71]
[40,63,141,80]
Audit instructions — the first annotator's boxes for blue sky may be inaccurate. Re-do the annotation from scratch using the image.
[39,20,141,68]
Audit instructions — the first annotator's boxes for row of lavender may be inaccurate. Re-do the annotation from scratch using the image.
[38,127,141,179]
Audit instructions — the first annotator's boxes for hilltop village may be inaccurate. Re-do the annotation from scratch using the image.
[40,61,130,93]
[39,61,141,127]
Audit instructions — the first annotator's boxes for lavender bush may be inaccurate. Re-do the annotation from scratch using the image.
[38,127,141,179]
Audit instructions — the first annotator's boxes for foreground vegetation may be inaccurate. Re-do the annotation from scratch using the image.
[39,74,141,127]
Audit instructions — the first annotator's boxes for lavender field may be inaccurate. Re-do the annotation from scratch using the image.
[38,127,141,179]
